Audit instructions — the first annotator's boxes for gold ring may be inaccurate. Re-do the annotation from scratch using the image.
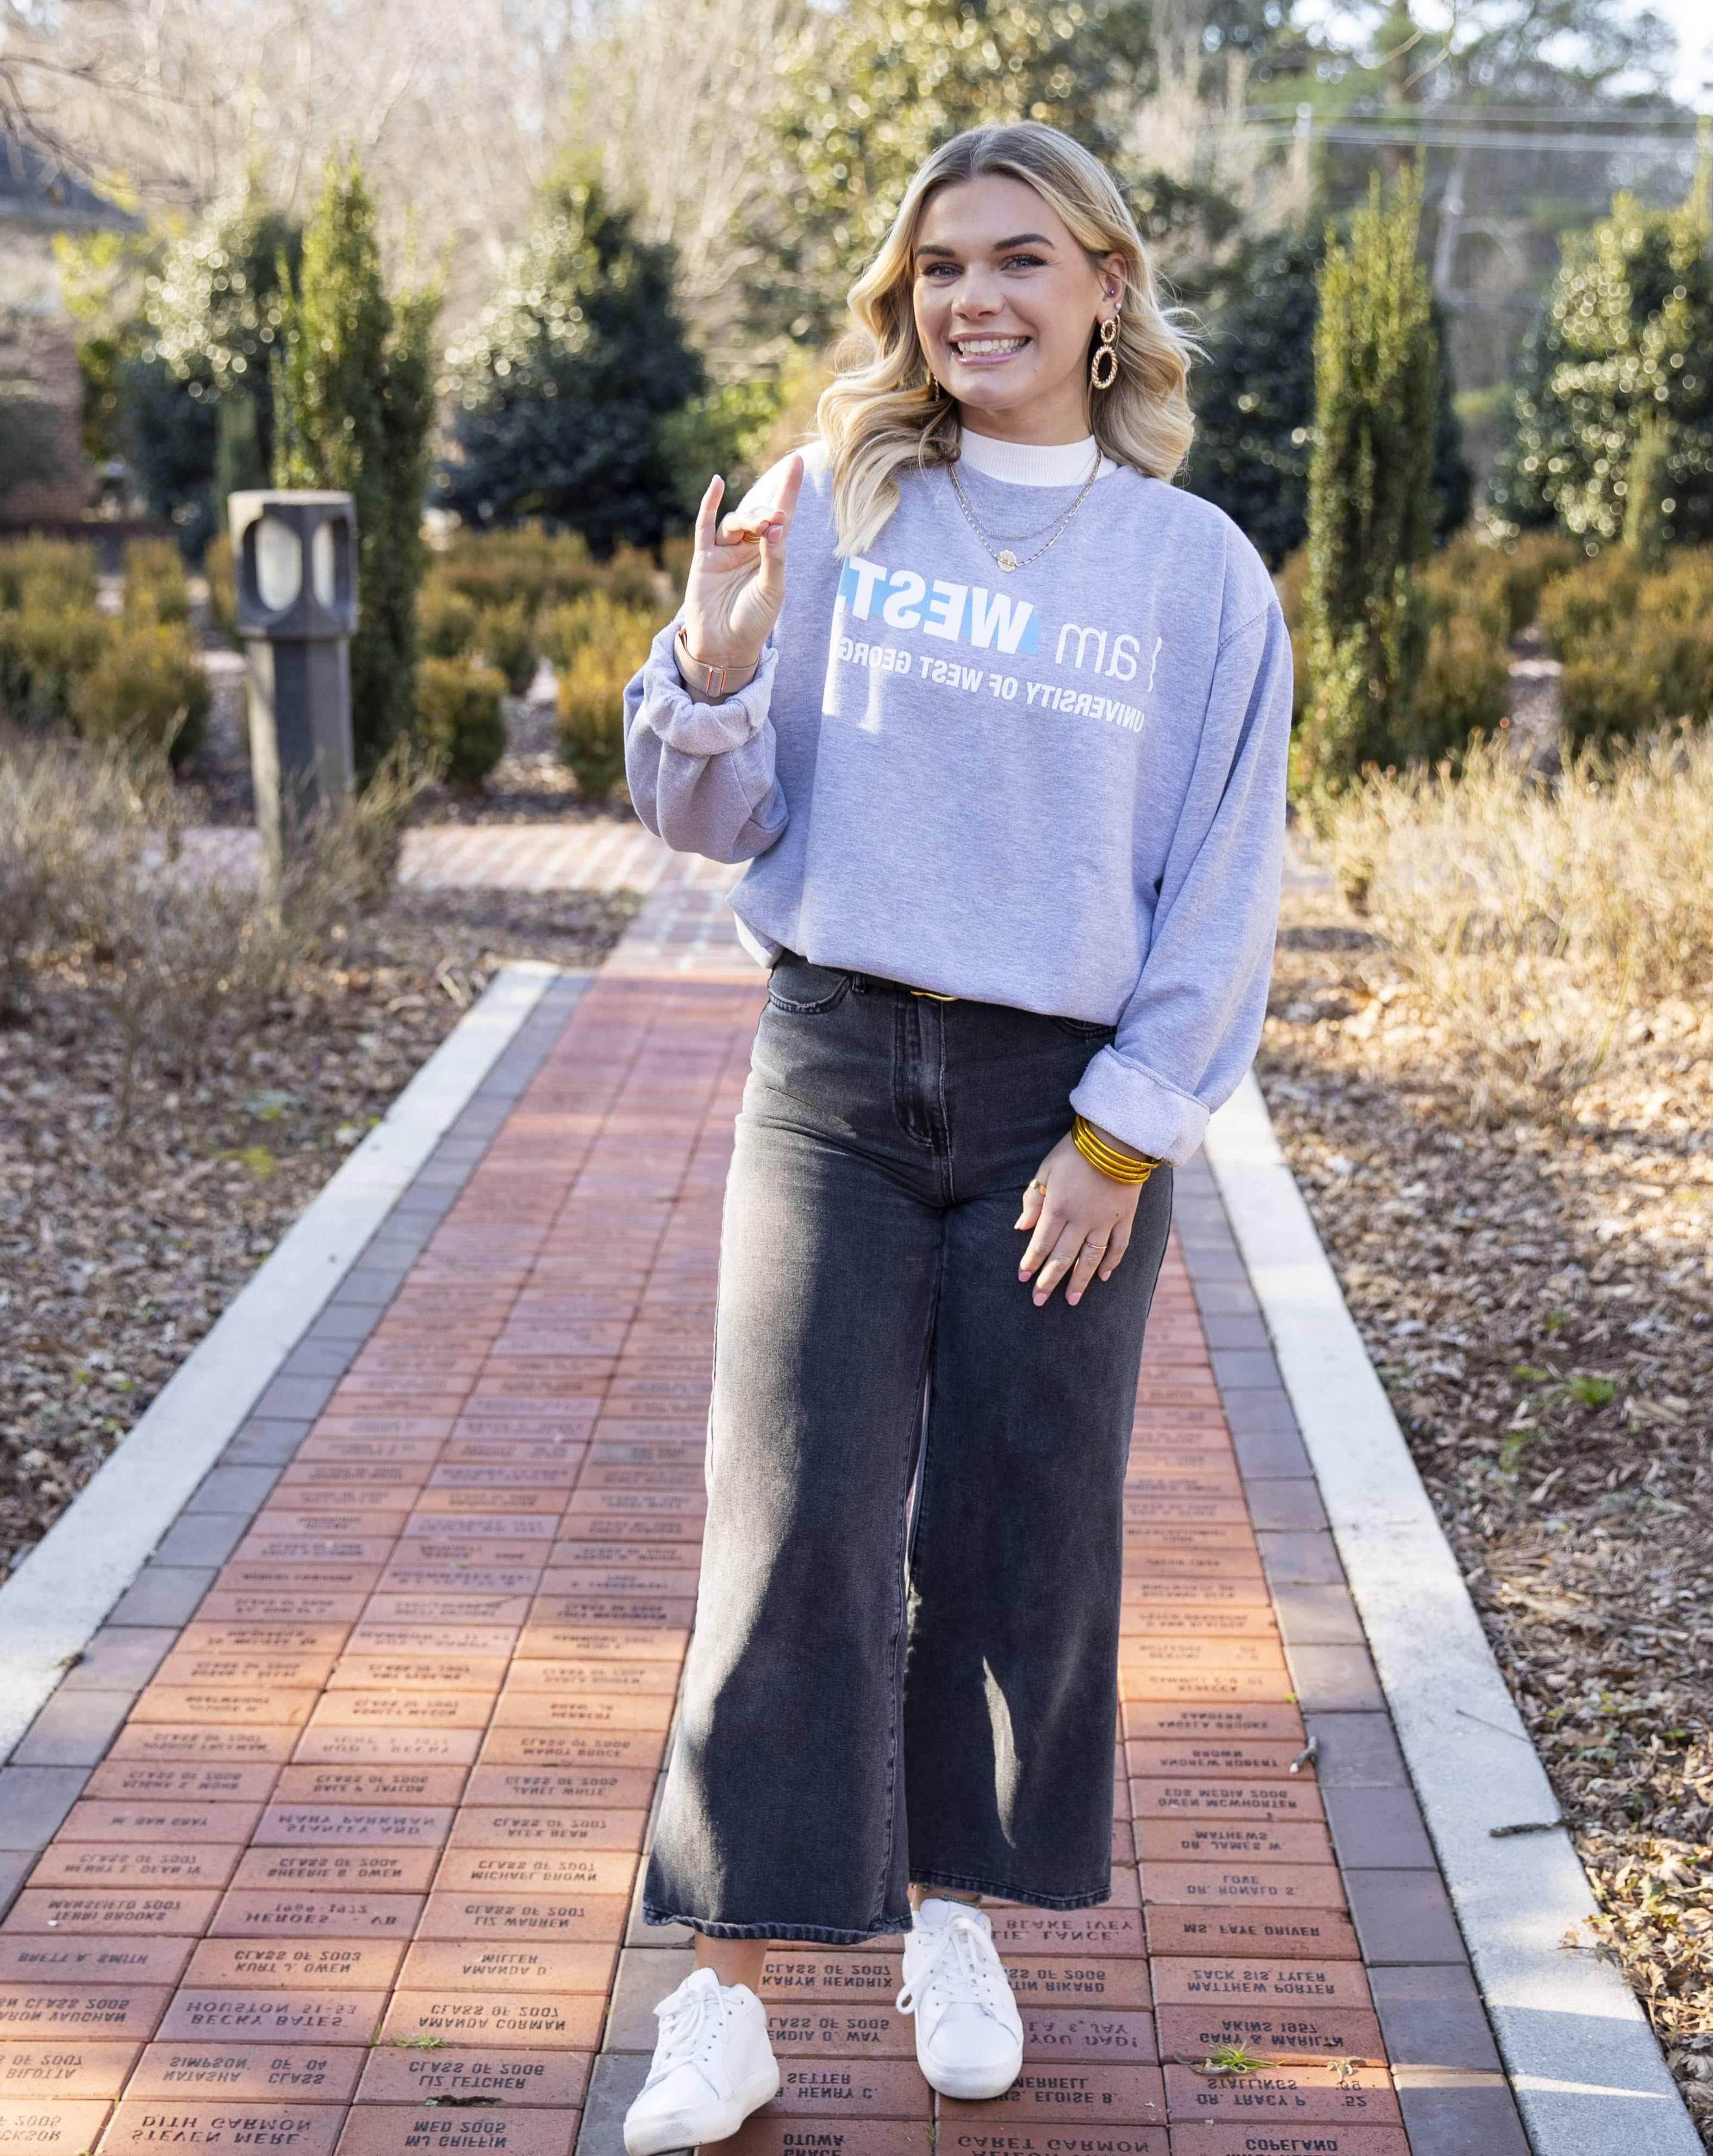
[1027,1179,1047,1196]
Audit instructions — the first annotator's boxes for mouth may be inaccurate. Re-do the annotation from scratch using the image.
[947,333,1031,365]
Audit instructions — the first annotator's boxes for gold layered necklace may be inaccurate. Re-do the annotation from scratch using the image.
[945,443,1103,573]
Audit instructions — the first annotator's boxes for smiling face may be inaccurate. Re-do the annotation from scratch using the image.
[911,173,1126,446]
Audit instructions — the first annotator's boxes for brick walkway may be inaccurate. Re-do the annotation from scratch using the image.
[0,887,1528,2156]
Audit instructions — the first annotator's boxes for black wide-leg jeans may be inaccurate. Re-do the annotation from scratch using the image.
[642,951,1173,1943]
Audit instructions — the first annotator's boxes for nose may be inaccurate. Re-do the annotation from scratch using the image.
[952,266,1005,319]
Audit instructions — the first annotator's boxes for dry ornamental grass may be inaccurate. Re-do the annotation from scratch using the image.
[1265,731,1713,2133]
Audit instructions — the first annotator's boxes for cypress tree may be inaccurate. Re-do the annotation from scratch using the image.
[272,155,438,779]
[1297,166,1439,798]
[439,177,703,554]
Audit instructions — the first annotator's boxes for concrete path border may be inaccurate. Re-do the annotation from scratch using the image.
[1205,1069,1700,2155]
[0,961,574,1763]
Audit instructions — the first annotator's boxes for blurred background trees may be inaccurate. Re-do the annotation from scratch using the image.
[3,0,1710,792]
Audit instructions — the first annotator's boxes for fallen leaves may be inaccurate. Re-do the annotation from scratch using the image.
[0,883,637,1574]
[1261,873,1713,2134]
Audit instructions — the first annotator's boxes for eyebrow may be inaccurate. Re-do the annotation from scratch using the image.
[915,232,1058,257]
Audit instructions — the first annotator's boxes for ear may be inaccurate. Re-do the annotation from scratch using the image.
[1097,251,1128,314]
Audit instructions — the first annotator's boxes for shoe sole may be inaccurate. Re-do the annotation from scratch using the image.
[918,2047,1024,2102]
[623,2061,781,2156]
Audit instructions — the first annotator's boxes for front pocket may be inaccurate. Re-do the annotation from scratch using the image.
[767,961,855,1015]
[1050,1014,1117,1041]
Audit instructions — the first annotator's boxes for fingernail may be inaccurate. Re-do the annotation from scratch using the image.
[1033,1291,1047,1307]
[1067,1291,1080,1306]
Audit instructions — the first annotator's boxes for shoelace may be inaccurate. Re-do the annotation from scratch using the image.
[896,1912,1002,2016]
[647,1980,723,2084]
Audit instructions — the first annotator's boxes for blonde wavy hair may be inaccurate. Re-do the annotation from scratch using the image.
[817,122,1198,557]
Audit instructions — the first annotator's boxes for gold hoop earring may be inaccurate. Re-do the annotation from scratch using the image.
[1090,312,1120,392]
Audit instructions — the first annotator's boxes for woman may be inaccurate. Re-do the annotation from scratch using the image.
[619,120,1291,2154]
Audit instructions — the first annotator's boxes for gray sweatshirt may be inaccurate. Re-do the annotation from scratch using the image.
[622,437,1291,1165]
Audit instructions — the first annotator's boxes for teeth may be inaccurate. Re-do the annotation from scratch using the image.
[954,337,1027,355]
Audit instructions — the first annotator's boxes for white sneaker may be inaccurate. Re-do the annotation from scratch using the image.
[623,1965,780,2156]
[896,1898,1024,2100]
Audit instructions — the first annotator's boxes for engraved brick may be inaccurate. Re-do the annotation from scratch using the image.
[125,2045,365,2102]
[1130,1782,1324,1825]
[334,2109,576,2156]
[304,1694,496,1731]
[1120,1706,1304,1744]
[354,2052,588,2106]
[445,1810,646,1853]
[429,1853,636,1897]
[1124,1742,1309,1781]
[459,1769,653,1810]
[2,1896,220,1938]
[183,1942,404,1992]
[27,1849,241,1892]
[1141,1864,1346,1909]
[0,1991,170,2041]
[232,1851,437,1893]
[377,1992,602,2047]
[1167,2128,1405,2156]
[129,1692,317,1729]
[1150,1962,1373,2009]
[936,2065,1164,2125]
[55,1805,264,1848]
[767,2061,927,2119]
[501,1662,677,1694]
[1145,1906,1359,1959]
[251,1810,454,1848]
[0,2046,140,2098]
[759,1956,902,2004]
[0,1944,189,1988]
[1164,2060,1397,2123]
[155,1993,385,2043]
[0,2098,111,2148]
[1135,1822,1334,1867]
[101,2101,346,2155]
[82,1768,281,1805]
[703,2126,930,2156]
[289,1732,483,1768]
[1154,2005,1386,2061]
[983,1911,1142,1956]
[415,1897,627,1944]
[763,2008,912,2056]
[1020,2012,1156,2064]
[209,1895,423,1940]
[396,1944,612,1995]
[999,1962,1151,2010]
[474,1732,665,1772]
[486,1695,670,1733]
[271,1772,468,1807]
[935,2123,1165,2156]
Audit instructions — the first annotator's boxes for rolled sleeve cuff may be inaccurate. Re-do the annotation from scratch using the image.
[639,619,779,757]
[1069,1047,1212,1167]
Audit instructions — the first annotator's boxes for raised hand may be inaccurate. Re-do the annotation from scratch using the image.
[681,455,805,679]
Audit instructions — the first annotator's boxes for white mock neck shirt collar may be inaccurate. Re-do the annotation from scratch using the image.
[955,427,1116,485]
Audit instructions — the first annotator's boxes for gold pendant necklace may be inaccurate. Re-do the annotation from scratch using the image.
[946,446,1102,573]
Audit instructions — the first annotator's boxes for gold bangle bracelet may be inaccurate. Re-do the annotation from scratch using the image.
[1072,1115,1158,1186]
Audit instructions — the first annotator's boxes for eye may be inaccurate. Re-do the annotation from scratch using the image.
[918,262,958,278]
[1002,252,1048,270]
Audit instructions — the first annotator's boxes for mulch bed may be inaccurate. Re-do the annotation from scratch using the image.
[1261,865,1713,2138]
[0,885,637,1574]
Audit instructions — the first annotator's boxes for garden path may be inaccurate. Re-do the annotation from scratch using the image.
[0,880,1531,2156]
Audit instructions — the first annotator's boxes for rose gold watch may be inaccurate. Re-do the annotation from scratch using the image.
[675,627,753,700]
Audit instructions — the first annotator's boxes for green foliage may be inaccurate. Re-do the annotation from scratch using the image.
[1491,171,1713,550]
[128,181,302,555]
[0,539,98,613]
[0,395,61,504]
[751,0,1155,340]
[1543,545,1713,749]
[204,533,236,639]
[441,177,703,553]
[1297,167,1439,799]
[556,611,655,803]
[1190,225,1468,568]
[123,538,191,626]
[1412,612,1510,760]
[419,577,481,660]
[0,541,107,725]
[69,622,211,764]
[538,589,666,672]
[656,378,787,524]
[273,154,440,782]
[415,656,508,790]
[479,600,538,695]
[437,525,601,612]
